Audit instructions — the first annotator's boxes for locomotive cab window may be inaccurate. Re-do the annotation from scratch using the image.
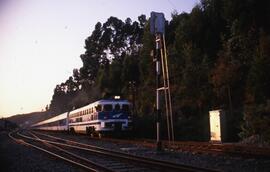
[114,104,120,111]
[103,104,112,112]
[96,105,102,112]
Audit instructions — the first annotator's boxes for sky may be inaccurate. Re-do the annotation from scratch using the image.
[0,0,199,117]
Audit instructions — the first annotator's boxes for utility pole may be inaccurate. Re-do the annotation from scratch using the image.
[150,12,174,151]
[155,33,162,151]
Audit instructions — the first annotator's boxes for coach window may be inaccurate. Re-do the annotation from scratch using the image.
[76,117,82,122]
[103,104,112,112]
[115,104,120,112]
[59,119,66,126]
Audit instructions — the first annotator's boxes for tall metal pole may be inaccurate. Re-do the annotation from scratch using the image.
[150,11,166,151]
[155,34,162,151]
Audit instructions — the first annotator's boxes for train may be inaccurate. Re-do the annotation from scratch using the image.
[32,99,132,137]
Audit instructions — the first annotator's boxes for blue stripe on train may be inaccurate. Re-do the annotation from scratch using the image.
[97,111,130,120]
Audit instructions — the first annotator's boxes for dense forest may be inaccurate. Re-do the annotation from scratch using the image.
[48,0,270,142]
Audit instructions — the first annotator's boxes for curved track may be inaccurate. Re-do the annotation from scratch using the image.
[9,130,220,172]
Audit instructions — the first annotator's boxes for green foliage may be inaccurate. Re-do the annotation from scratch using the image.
[247,31,270,103]
[240,31,270,143]
[240,102,270,143]
[48,0,270,143]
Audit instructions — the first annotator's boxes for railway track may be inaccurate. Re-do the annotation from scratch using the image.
[86,136,270,159]
[9,130,219,172]
[167,141,270,159]
[9,130,104,171]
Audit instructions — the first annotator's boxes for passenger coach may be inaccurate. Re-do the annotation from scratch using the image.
[32,112,68,131]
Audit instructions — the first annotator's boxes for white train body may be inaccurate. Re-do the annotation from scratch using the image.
[32,112,68,131]
[32,99,132,135]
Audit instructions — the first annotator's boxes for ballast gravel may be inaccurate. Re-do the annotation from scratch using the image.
[0,131,81,172]
[1,130,270,172]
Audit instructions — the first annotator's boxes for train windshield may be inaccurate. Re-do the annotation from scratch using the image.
[122,104,130,112]
[115,104,120,111]
[103,104,112,112]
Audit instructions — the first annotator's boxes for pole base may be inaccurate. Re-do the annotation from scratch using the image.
[156,141,162,151]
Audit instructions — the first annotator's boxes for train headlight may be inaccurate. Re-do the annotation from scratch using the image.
[114,96,120,99]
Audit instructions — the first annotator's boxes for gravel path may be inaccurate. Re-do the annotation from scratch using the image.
[0,131,84,172]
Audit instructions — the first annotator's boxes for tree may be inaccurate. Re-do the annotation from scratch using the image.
[47,1,270,142]
[241,31,270,143]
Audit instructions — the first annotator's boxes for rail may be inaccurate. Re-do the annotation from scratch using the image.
[10,130,220,172]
